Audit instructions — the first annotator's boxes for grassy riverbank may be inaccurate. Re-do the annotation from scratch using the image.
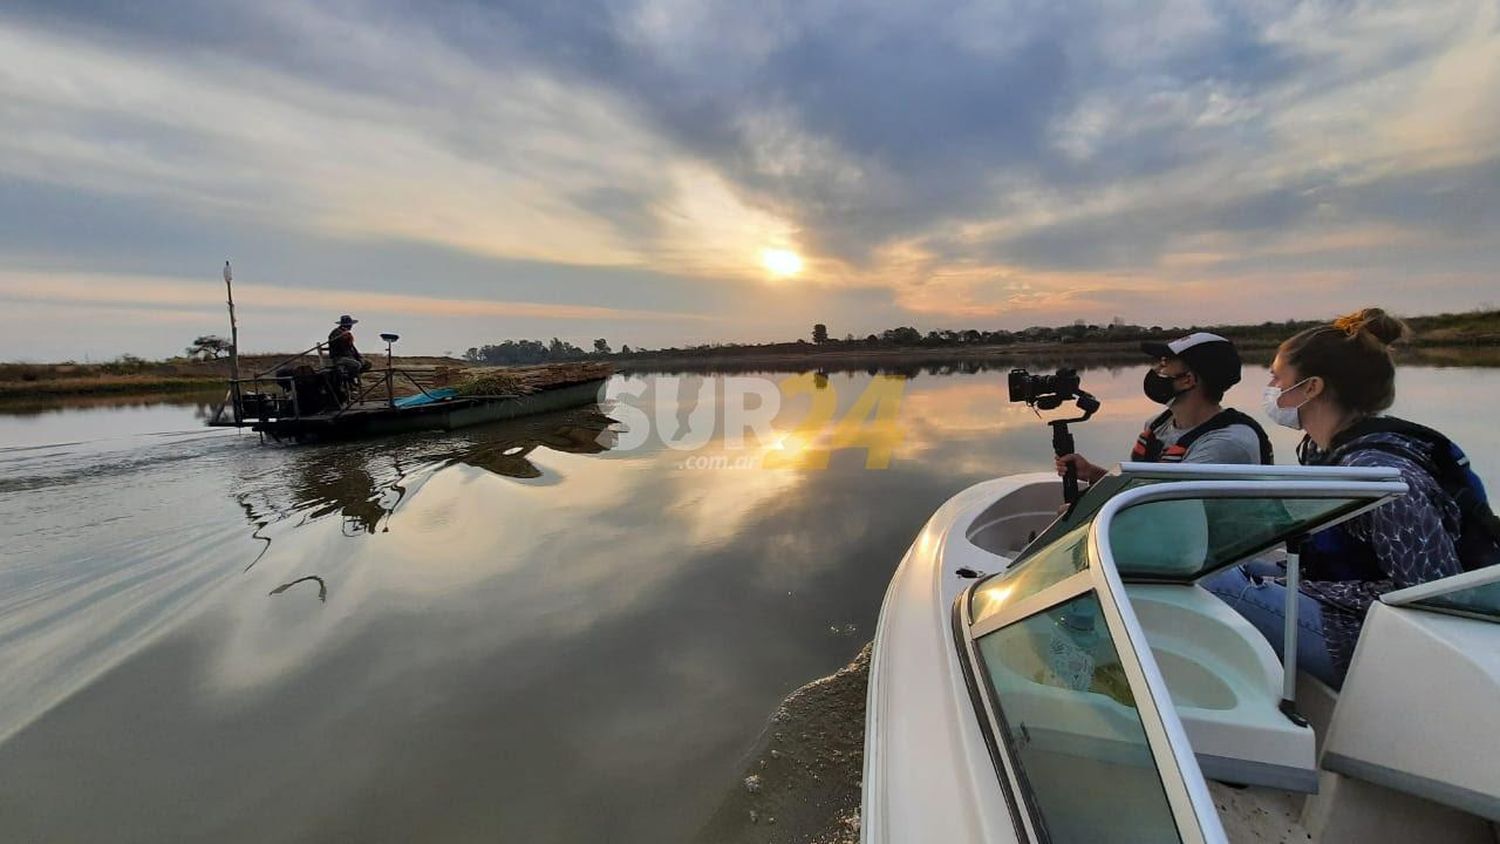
[0,355,467,401]
[0,373,226,399]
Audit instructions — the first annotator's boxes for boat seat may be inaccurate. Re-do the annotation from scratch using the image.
[964,475,1065,557]
[1110,500,1208,578]
[1126,584,1318,793]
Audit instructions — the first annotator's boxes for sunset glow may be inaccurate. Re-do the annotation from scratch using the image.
[760,248,804,278]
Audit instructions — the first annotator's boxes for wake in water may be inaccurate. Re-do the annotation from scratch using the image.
[696,643,870,844]
[0,406,621,745]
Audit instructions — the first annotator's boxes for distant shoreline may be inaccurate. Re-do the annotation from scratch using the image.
[615,340,1500,374]
[5,308,1498,401]
[615,340,1230,373]
[4,341,1496,404]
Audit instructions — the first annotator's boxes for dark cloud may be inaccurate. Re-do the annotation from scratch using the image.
[979,156,1500,273]
[0,0,1470,270]
[1342,156,1500,234]
[18,0,1271,265]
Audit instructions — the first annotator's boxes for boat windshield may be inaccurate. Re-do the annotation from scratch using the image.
[974,591,1184,842]
[1007,474,1160,565]
[1010,464,1404,568]
[971,476,1404,629]
[961,471,1408,843]
[971,523,1091,621]
[1382,566,1500,623]
[1412,584,1500,622]
[1105,496,1367,582]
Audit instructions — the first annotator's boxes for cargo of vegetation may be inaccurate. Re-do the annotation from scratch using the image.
[448,363,615,397]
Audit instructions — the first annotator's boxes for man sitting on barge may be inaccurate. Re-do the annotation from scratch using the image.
[327,314,369,403]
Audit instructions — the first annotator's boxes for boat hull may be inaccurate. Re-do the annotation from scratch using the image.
[862,474,1058,844]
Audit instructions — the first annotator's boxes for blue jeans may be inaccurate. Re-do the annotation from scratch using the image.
[1200,560,1343,690]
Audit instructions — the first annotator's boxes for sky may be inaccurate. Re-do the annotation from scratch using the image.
[1,0,1497,360]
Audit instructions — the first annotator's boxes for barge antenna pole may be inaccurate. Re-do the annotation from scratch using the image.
[225,260,242,424]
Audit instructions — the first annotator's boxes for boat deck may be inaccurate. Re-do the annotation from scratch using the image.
[1211,781,1310,842]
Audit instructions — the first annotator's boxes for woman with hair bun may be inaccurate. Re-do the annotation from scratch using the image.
[1204,307,1494,688]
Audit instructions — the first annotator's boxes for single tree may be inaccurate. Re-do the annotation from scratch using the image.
[187,335,233,360]
[594,338,611,354]
[812,323,829,344]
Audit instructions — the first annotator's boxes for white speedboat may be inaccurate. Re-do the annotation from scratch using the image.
[863,463,1500,843]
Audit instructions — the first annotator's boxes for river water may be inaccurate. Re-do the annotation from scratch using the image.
[0,365,1496,842]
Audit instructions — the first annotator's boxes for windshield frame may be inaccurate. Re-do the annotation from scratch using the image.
[971,479,1406,631]
[956,475,1408,843]
[1009,464,1405,567]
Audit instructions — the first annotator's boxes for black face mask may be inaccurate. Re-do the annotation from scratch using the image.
[1143,370,1190,405]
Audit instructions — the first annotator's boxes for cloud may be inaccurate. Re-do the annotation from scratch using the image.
[0,0,1497,356]
[0,270,710,323]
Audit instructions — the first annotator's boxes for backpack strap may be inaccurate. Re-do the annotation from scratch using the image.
[1131,409,1175,462]
[1173,408,1276,464]
[1328,418,1500,568]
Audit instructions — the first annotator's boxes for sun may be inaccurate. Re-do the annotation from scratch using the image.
[760,248,804,278]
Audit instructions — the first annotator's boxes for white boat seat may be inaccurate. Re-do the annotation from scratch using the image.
[1110,500,1209,578]
[1127,584,1319,793]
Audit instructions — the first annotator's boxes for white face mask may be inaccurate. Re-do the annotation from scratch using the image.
[1262,378,1312,429]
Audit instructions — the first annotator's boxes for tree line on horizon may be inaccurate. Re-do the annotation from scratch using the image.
[463,337,627,365]
[456,306,1500,363]
[6,306,1497,370]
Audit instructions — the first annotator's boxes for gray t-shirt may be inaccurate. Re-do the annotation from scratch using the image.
[1138,413,1263,465]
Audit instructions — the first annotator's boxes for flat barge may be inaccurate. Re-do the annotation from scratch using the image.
[206,344,612,443]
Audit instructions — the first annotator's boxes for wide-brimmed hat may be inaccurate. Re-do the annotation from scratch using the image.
[337,314,358,326]
[1141,332,1242,391]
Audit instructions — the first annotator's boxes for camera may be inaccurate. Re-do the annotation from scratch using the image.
[1006,367,1101,506]
[1008,367,1084,410]
[1008,367,1104,506]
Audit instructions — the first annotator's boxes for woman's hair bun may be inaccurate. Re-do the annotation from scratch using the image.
[1332,307,1409,347]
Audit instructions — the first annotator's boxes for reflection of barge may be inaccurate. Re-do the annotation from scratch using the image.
[237,405,618,542]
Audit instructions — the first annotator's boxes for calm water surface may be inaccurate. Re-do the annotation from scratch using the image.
[0,366,1496,842]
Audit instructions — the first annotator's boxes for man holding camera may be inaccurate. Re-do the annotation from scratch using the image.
[1057,333,1273,484]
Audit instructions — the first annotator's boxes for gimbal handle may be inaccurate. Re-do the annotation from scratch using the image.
[1052,420,1079,504]
[1047,389,1098,506]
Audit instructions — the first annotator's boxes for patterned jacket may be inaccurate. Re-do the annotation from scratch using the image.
[1297,431,1464,675]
